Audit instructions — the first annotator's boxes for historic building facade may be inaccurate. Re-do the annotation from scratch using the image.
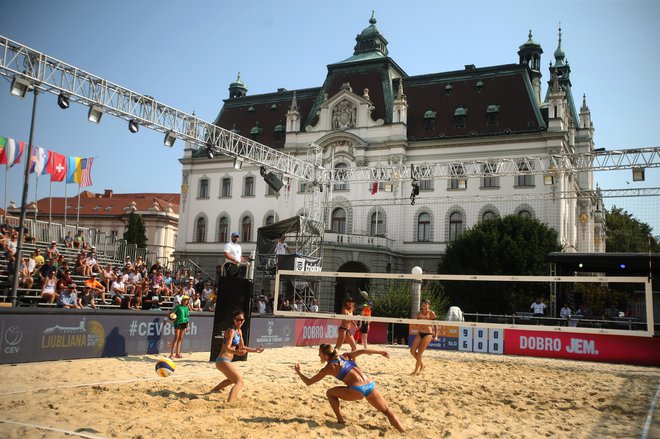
[175,15,604,278]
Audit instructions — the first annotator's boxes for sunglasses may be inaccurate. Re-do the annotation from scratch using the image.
[234,318,245,322]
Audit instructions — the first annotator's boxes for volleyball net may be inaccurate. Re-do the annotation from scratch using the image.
[273,269,654,336]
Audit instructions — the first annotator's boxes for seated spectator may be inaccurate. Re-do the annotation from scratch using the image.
[73,230,86,250]
[123,256,133,271]
[183,276,196,297]
[32,248,45,272]
[190,292,203,312]
[84,273,106,302]
[128,296,141,310]
[559,304,572,320]
[201,281,214,306]
[78,285,97,309]
[53,254,65,271]
[18,256,35,289]
[46,241,60,260]
[143,285,162,310]
[86,250,100,274]
[41,270,59,304]
[101,264,117,293]
[57,284,82,308]
[110,277,127,306]
[64,231,73,248]
[36,258,57,288]
[57,267,74,295]
[161,270,174,296]
[203,291,216,312]
[279,298,293,311]
[293,297,305,312]
[309,298,319,313]
[151,268,164,289]
[74,250,89,276]
[4,231,18,257]
[125,267,141,295]
[171,289,184,310]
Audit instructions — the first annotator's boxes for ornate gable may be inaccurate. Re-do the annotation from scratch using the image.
[305,82,384,132]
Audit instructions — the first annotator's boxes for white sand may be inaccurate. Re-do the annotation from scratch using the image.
[0,345,658,438]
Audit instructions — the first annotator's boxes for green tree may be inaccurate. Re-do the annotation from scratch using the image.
[371,280,449,319]
[443,215,561,314]
[123,212,148,248]
[605,206,659,252]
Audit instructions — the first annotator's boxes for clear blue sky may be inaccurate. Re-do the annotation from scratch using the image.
[1,0,658,227]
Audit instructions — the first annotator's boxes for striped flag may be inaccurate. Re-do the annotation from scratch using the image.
[66,156,81,183]
[0,137,24,167]
[30,146,49,174]
[80,157,94,187]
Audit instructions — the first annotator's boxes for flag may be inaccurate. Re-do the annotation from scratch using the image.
[371,181,378,195]
[66,156,81,183]
[47,152,66,182]
[29,146,49,174]
[80,157,94,187]
[0,137,24,166]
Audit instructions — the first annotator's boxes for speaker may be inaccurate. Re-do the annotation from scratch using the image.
[209,275,253,362]
[263,171,283,192]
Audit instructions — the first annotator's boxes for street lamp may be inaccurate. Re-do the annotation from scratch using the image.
[411,266,423,318]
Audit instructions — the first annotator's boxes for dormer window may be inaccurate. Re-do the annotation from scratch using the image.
[454,107,467,128]
[423,110,436,131]
[475,80,484,93]
[250,123,263,141]
[247,106,255,115]
[230,123,240,134]
[445,84,453,96]
[270,103,278,112]
[486,105,500,126]
[274,122,285,142]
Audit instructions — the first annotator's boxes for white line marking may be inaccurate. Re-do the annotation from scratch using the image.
[0,370,217,396]
[641,383,660,439]
[0,418,105,438]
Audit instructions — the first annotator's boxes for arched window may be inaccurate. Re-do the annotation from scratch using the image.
[241,216,252,242]
[331,208,347,234]
[217,216,229,242]
[243,176,255,196]
[417,212,430,242]
[265,215,275,225]
[370,211,384,236]
[518,210,532,219]
[482,211,497,222]
[449,212,463,241]
[333,163,349,191]
[198,178,209,199]
[195,216,207,242]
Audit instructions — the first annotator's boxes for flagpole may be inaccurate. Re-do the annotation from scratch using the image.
[76,182,81,230]
[34,171,39,221]
[63,183,68,229]
[48,179,52,230]
[3,164,7,224]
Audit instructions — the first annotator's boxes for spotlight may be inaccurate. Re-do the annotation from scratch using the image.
[632,167,645,182]
[57,93,70,109]
[206,146,214,159]
[260,166,268,177]
[10,76,31,97]
[128,119,139,133]
[164,131,176,147]
[410,179,419,205]
[262,169,283,192]
[87,105,103,123]
[233,157,244,170]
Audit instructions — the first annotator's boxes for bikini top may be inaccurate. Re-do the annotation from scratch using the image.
[227,328,240,347]
[329,355,357,381]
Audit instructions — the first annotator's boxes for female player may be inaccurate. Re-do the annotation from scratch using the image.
[359,301,372,348]
[335,299,357,351]
[170,295,190,359]
[212,310,264,402]
[294,344,405,432]
[410,298,437,375]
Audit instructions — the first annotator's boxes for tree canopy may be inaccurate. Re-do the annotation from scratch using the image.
[123,212,148,248]
[605,206,659,252]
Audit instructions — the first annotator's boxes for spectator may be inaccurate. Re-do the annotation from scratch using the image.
[309,298,319,313]
[41,270,59,304]
[86,250,100,274]
[605,304,620,319]
[64,231,74,248]
[4,231,18,257]
[18,256,35,289]
[162,270,174,296]
[73,230,86,250]
[183,276,196,297]
[36,258,57,288]
[143,285,162,310]
[172,288,184,310]
[203,290,216,312]
[223,231,247,277]
[257,296,267,314]
[6,253,16,285]
[74,250,90,276]
[201,280,214,305]
[293,297,305,312]
[110,276,127,306]
[279,298,293,311]
[46,241,60,260]
[190,292,203,312]
[559,303,572,320]
[84,273,106,303]
[194,272,205,295]
[123,256,133,271]
[57,267,74,295]
[125,267,142,296]
[530,297,547,317]
[275,235,288,255]
[53,254,65,271]
[32,249,45,272]
[128,296,141,310]
[78,285,97,309]
[101,264,117,293]
[58,284,81,308]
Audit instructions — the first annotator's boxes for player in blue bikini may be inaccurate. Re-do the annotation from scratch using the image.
[212,310,264,402]
[294,343,405,432]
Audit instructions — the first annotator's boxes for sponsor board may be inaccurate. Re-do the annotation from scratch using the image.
[295,318,341,346]
[250,318,294,348]
[505,329,660,366]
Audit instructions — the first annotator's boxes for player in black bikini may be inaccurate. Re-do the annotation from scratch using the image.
[410,299,437,375]
[335,299,357,351]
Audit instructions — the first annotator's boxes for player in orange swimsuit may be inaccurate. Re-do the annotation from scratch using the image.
[410,299,437,375]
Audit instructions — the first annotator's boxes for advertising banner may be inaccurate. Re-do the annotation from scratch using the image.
[294,318,342,346]
[250,317,295,348]
[504,329,660,366]
[0,312,214,364]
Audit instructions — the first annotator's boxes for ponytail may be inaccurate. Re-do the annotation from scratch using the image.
[319,343,338,361]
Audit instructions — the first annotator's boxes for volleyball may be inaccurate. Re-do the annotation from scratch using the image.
[155,357,176,377]
[168,313,176,321]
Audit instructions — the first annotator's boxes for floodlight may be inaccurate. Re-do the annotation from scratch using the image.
[233,157,244,170]
[206,146,214,159]
[87,105,103,123]
[632,167,645,182]
[128,119,139,133]
[164,131,176,147]
[57,92,70,109]
[10,76,30,97]
[544,175,555,185]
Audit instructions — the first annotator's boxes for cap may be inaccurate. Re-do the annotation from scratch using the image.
[231,231,240,237]
[68,283,76,288]
[189,276,195,281]
[90,273,98,277]
[126,256,131,259]
[51,241,56,244]
[182,295,190,300]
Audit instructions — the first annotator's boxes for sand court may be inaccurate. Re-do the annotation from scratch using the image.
[0,345,658,438]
